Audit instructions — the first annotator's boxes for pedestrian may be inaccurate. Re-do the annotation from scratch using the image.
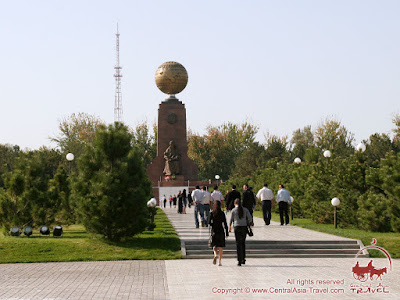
[173,194,177,208]
[211,185,224,209]
[256,183,275,225]
[177,191,183,213]
[208,200,229,266]
[276,184,291,225]
[202,186,211,223]
[182,189,187,214]
[229,198,252,266]
[162,195,167,208]
[169,195,173,208]
[226,185,241,212]
[188,192,193,208]
[242,184,256,222]
[192,185,206,228]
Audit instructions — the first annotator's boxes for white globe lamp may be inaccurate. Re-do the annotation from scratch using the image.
[331,197,340,229]
[323,150,331,158]
[356,143,366,152]
[66,153,74,161]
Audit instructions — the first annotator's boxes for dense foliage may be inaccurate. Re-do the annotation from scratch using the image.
[71,122,152,241]
[1,113,399,234]
[218,117,400,232]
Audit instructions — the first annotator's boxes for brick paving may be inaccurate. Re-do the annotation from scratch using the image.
[0,261,169,300]
[166,257,400,299]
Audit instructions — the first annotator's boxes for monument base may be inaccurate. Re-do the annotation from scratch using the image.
[152,179,214,204]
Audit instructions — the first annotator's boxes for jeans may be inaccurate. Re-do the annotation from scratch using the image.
[194,203,206,228]
[279,201,289,225]
[262,200,272,225]
[234,226,247,264]
[203,204,210,224]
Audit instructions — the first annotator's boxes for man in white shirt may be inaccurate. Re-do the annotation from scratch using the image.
[275,184,291,225]
[256,183,274,225]
[202,186,211,224]
[211,185,224,209]
[192,186,205,228]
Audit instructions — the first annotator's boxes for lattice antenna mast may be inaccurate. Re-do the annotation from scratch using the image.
[114,24,123,122]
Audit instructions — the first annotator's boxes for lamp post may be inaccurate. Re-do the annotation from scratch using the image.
[215,175,220,186]
[323,150,331,158]
[331,197,340,228]
[147,198,157,230]
[66,153,74,174]
[356,143,366,152]
[289,196,294,220]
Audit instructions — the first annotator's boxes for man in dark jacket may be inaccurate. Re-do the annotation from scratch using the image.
[242,184,256,218]
[225,185,241,211]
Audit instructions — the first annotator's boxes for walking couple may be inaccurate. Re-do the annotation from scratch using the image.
[208,198,252,267]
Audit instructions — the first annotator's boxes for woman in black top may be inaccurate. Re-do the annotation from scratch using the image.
[208,201,229,266]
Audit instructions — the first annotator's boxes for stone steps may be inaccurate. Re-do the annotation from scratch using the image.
[183,240,367,259]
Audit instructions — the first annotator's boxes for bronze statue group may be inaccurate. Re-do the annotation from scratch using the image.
[163,183,292,267]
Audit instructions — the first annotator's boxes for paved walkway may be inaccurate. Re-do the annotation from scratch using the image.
[0,206,399,299]
[162,205,353,242]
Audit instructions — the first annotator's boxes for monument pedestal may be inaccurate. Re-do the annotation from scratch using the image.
[147,99,200,201]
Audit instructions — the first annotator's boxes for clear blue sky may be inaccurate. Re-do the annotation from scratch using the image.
[1,0,399,149]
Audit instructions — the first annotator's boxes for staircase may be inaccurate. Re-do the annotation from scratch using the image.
[183,239,367,259]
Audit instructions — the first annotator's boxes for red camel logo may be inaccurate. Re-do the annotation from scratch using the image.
[352,239,392,282]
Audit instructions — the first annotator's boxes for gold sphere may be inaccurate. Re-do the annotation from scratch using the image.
[155,61,188,95]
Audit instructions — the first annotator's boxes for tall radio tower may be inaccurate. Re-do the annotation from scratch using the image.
[114,24,123,122]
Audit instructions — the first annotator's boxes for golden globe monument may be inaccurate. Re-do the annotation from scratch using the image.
[147,62,205,200]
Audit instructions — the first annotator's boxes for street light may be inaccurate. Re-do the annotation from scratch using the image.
[66,153,74,174]
[23,226,33,237]
[147,198,157,230]
[331,197,340,228]
[294,157,301,164]
[356,143,366,152]
[323,150,331,158]
[40,226,50,236]
[66,153,74,161]
[53,226,63,237]
[290,196,294,220]
[10,227,20,237]
[215,175,220,186]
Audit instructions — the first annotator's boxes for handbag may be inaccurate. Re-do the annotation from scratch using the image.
[247,226,253,237]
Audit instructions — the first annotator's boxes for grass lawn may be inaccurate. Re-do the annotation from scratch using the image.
[253,211,400,259]
[0,208,181,263]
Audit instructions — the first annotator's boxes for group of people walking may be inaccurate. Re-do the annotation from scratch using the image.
[161,189,192,214]
[162,183,292,267]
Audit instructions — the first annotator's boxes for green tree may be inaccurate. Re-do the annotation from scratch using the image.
[131,122,157,166]
[232,142,268,177]
[291,125,314,160]
[188,122,259,180]
[264,133,290,162]
[392,114,400,150]
[0,148,62,231]
[72,122,151,241]
[357,192,392,232]
[363,133,393,166]
[314,118,355,157]
[47,165,74,224]
[0,144,21,187]
[50,113,105,161]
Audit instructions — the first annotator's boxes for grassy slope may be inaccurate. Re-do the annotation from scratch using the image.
[0,208,181,263]
[253,211,400,259]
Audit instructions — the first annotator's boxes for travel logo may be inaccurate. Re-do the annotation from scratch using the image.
[350,239,392,294]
